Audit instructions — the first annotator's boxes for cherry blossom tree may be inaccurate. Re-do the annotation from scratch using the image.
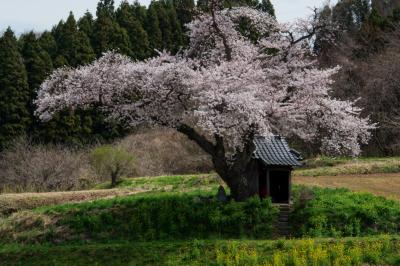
[35,3,374,201]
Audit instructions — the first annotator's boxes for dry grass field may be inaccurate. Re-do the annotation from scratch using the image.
[294,173,400,200]
[294,157,400,177]
[0,174,219,216]
[0,188,147,216]
[292,156,400,200]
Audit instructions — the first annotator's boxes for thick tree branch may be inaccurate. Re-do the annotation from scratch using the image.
[177,124,216,155]
[284,8,329,46]
[210,0,232,61]
[178,124,230,179]
[230,126,256,173]
[213,134,230,175]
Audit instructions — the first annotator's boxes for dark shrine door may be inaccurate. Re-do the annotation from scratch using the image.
[259,169,268,199]
[269,170,290,203]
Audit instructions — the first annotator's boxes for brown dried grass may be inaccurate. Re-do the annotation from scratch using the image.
[0,188,147,217]
[293,173,400,200]
[0,138,95,193]
[118,127,213,177]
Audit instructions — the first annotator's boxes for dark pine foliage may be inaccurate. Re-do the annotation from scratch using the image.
[0,0,270,149]
[0,28,30,150]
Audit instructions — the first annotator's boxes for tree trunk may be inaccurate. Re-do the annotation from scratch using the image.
[111,166,121,188]
[178,124,258,201]
[111,172,117,188]
[221,158,260,201]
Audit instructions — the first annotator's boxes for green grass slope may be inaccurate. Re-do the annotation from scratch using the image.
[0,191,278,244]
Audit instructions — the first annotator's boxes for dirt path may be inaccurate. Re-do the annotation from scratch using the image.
[293,173,400,200]
[0,188,149,216]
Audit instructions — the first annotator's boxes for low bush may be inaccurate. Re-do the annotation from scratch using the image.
[291,186,400,237]
[0,194,278,244]
[89,145,136,187]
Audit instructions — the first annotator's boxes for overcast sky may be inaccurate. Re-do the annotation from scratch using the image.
[0,0,335,34]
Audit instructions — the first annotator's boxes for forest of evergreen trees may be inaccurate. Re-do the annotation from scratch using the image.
[0,0,275,150]
[1,0,400,155]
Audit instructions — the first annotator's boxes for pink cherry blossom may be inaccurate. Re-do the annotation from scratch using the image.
[35,5,374,200]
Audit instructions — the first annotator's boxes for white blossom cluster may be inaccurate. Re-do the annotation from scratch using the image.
[35,6,374,155]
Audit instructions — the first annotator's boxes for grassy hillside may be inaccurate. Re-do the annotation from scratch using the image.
[0,193,279,244]
[1,157,400,265]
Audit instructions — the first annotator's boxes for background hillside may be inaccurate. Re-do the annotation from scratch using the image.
[1,0,400,156]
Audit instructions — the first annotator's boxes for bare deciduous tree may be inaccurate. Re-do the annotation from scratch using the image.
[0,138,93,192]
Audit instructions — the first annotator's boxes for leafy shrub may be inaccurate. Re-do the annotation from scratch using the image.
[89,145,136,187]
[42,194,278,242]
[291,187,400,237]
